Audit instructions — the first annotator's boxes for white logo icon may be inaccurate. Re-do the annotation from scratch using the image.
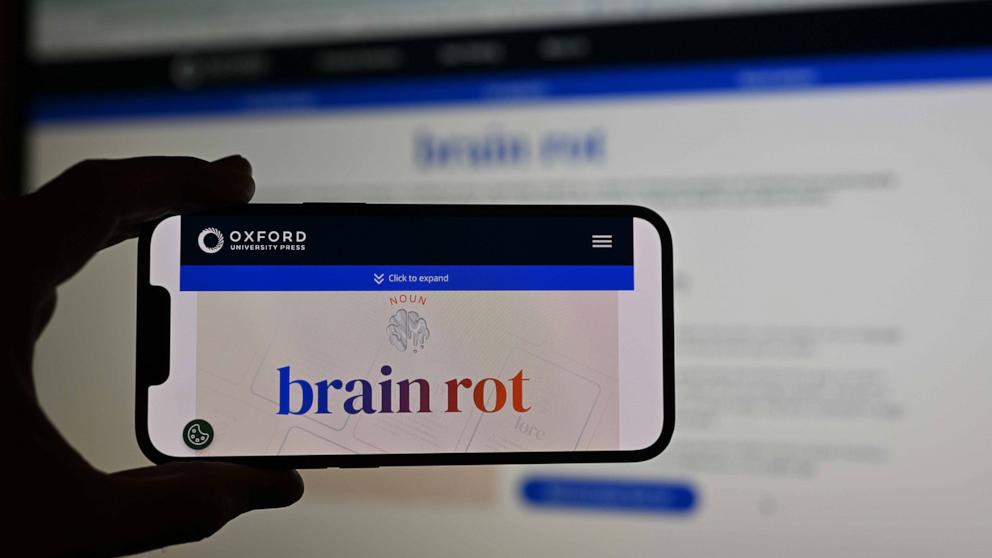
[197,227,224,254]
[373,273,385,285]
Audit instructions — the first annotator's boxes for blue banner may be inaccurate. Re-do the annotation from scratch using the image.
[33,49,992,123]
[180,264,634,291]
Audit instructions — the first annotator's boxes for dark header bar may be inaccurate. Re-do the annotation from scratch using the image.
[34,2,992,96]
[180,215,633,266]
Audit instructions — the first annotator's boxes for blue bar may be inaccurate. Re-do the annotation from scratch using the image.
[32,49,992,123]
[522,476,697,514]
[180,265,633,291]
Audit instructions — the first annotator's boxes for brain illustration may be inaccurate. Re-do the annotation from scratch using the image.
[387,309,430,353]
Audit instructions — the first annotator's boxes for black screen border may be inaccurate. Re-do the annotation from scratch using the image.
[136,203,674,467]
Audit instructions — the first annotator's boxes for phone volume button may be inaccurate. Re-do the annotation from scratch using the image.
[301,202,367,207]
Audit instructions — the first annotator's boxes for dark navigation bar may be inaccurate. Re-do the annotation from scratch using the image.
[180,214,633,266]
[34,2,992,96]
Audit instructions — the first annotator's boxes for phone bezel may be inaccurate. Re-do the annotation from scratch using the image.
[136,203,674,468]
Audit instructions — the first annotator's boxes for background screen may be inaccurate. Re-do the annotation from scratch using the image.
[26,1,992,556]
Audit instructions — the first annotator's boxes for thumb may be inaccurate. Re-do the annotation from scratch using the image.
[97,462,304,556]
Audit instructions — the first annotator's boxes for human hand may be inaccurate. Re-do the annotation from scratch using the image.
[3,156,304,556]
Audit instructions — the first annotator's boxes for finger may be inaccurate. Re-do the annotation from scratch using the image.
[100,462,303,555]
[18,155,254,287]
[41,155,254,221]
[102,155,254,246]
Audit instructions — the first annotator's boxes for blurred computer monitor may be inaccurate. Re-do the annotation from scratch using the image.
[24,1,992,556]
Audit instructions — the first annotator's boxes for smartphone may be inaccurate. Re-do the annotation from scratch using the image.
[136,204,673,467]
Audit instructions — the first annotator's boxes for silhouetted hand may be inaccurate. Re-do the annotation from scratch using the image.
[3,156,304,557]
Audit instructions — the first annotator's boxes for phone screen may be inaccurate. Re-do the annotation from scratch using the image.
[139,206,672,464]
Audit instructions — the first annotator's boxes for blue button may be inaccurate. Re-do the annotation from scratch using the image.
[521,476,697,514]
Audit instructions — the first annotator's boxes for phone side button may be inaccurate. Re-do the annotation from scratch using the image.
[302,202,367,207]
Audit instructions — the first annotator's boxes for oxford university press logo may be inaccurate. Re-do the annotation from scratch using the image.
[197,227,225,254]
[197,227,307,253]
